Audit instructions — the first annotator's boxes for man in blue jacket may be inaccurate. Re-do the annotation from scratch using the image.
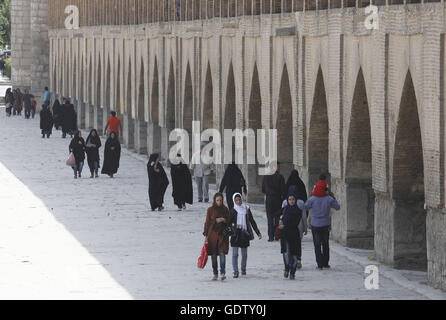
[305,176,341,269]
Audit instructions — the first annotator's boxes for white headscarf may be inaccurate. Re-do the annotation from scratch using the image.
[233,193,248,231]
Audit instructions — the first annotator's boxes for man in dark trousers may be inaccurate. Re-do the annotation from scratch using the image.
[262,162,287,242]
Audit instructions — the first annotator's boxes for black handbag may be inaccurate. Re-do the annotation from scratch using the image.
[223,225,235,238]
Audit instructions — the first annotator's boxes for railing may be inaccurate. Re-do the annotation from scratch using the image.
[47,0,435,29]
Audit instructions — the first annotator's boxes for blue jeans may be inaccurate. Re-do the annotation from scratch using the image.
[72,161,84,177]
[232,247,248,274]
[312,225,330,268]
[211,253,226,275]
[90,161,99,175]
[283,242,298,275]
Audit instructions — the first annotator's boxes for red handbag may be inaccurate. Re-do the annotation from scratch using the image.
[197,243,209,269]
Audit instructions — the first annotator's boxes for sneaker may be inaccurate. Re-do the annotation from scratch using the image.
[297,260,302,269]
[284,271,289,278]
[290,274,295,280]
[241,270,246,276]
[233,273,239,278]
[212,275,218,281]
[221,273,226,281]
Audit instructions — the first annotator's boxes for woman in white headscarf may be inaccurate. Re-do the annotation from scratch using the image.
[229,193,262,278]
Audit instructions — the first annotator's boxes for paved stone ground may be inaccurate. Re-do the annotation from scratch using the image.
[0,80,444,299]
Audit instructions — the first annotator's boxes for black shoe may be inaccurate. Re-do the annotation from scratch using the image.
[204,199,209,203]
[198,200,203,203]
[317,266,323,270]
[268,239,274,242]
[290,274,295,280]
[323,265,331,269]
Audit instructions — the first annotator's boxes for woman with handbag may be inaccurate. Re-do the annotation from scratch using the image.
[203,192,231,281]
[229,193,262,278]
[85,129,102,178]
[278,190,307,280]
[68,130,86,179]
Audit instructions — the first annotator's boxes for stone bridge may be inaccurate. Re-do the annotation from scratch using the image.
[11,0,446,291]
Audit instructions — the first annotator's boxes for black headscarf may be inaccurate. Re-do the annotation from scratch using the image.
[86,129,101,147]
[286,170,308,202]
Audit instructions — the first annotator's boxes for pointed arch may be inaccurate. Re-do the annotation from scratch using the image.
[166,57,176,129]
[276,64,294,179]
[151,56,162,154]
[203,62,213,131]
[308,66,329,190]
[183,62,193,132]
[392,70,426,271]
[345,67,375,249]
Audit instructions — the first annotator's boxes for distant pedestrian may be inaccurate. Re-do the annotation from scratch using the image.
[43,87,51,105]
[229,193,262,278]
[39,104,54,138]
[147,153,169,212]
[286,169,308,202]
[23,89,35,119]
[280,185,308,277]
[85,129,102,178]
[104,111,122,137]
[13,89,23,116]
[0,58,5,76]
[5,88,13,117]
[170,153,193,211]
[52,99,62,130]
[61,99,77,138]
[101,132,121,178]
[203,192,230,281]
[69,131,86,179]
[262,162,286,242]
[305,174,341,270]
[219,161,247,210]
[278,191,307,280]
[190,143,215,203]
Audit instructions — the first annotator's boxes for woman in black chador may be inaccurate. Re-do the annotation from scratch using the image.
[285,169,308,202]
[40,104,54,138]
[219,161,247,210]
[170,154,193,211]
[85,129,102,178]
[52,99,62,130]
[69,130,86,179]
[61,99,77,138]
[147,153,169,212]
[101,132,121,178]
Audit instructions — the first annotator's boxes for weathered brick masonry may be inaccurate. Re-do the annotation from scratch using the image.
[11,0,446,291]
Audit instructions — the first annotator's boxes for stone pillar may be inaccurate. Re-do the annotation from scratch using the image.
[94,105,104,133]
[160,127,170,163]
[374,193,395,267]
[148,122,162,155]
[77,101,86,129]
[427,208,446,291]
[134,119,148,154]
[103,104,110,136]
[123,113,135,149]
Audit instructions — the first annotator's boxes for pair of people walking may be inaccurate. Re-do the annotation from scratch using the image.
[68,130,121,179]
[203,192,262,281]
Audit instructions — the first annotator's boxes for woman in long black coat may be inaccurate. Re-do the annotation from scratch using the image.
[85,129,102,178]
[285,169,308,202]
[52,99,62,130]
[219,162,247,210]
[61,101,77,138]
[101,132,121,178]
[69,130,86,179]
[147,153,169,212]
[170,154,193,211]
[40,104,53,138]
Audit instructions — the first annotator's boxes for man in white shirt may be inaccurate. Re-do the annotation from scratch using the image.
[190,143,215,203]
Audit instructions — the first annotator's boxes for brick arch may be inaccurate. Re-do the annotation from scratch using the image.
[183,61,193,132]
[166,57,176,129]
[276,63,294,180]
[308,66,329,191]
[391,70,426,271]
[202,62,213,131]
[246,62,264,203]
[345,67,375,249]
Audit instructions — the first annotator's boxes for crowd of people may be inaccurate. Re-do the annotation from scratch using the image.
[4,86,342,282]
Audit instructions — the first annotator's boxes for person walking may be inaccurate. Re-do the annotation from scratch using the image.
[101,132,121,178]
[219,161,247,210]
[203,192,230,281]
[262,162,287,242]
[0,58,5,77]
[69,131,86,179]
[39,104,54,138]
[305,175,341,270]
[286,169,308,203]
[5,88,13,117]
[278,191,306,280]
[147,153,169,212]
[13,89,23,116]
[43,87,51,106]
[22,89,34,119]
[52,98,62,130]
[85,129,102,178]
[170,153,193,211]
[104,111,123,137]
[31,97,37,119]
[61,99,77,138]
[190,143,215,203]
[229,193,262,278]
